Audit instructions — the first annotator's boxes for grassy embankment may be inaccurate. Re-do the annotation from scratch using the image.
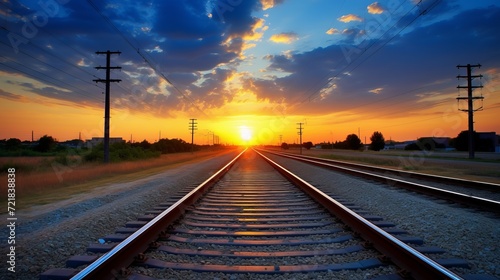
[0,148,238,211]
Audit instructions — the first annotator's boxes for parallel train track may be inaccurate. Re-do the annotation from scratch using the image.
[41,148,474,279]
[259,149,500,214]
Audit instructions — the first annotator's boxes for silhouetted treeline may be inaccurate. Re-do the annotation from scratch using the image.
[446,131,496,152]
[0,136,200,160]
[282,133,365,151]
[141,138,194,154]
[278,130,498,152]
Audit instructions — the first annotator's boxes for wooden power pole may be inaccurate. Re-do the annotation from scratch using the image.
[189,119,197,152]
[297,122,304,155]
[456,64,483,159]
[94,51,121,163]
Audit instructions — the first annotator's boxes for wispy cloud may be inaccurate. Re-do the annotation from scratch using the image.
[260,0,285,10]
[338,14,363,23]
[369,87,383,94]
[0,89,30,103]
[269,32,299,44]
[326,28,339,35]
[367,2,385,14]
[76,58,90,67]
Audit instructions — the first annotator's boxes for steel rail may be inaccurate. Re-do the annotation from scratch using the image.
[69,148,247,280]
[264,149,500,192]
[254,148,463,280]
[261,149,500,213]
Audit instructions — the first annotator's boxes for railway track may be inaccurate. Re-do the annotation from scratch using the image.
[259,149,500,214]
[41,148,472,279]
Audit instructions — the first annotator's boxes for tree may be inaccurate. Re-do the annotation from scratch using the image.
[452,131,493,152]
[5,138,22,150]
[35,135,56,152]
[345,134,362,150]
[369,131,385,151]
[139,139,151,150]
[281,142,289,150]
[303,141,313,150]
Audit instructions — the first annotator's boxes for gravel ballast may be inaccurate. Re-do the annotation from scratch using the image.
[0,150,239,280]
[266,153,500,279]
[2,149,498,279]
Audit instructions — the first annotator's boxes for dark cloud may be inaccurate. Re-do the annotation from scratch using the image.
[154,1,221,39]
[0,89,29,102]
[249,5,500,116]
[211,0,261,36]
[1,0,498,120]
[0,0,265,116]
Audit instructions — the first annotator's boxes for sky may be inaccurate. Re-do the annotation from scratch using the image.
[1,0,499,145]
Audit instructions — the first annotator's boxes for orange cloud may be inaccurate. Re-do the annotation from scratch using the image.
[367,2,385,14]
[76,58,90,67]
[326,28,339,35]
[269,32,298,44]
[244,18,267,41]
[338,14,363,23]
[260,0,285,10]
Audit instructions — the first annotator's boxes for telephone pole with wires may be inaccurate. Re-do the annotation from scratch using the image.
[94,50,121,163]
[297,123,304,155]
[456,64,483,159]
[189,119,198,152]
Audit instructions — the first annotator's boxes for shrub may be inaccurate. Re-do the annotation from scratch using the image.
[84,142,160,162]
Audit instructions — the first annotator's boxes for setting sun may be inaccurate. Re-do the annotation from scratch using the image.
[239,126,253,142]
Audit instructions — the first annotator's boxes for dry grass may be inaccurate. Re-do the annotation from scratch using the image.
[0,148,237,209]
[0,156,55,173]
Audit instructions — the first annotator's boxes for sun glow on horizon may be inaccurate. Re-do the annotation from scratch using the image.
[239,125,253,142]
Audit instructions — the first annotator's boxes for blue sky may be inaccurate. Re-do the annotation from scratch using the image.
[1,0,499,143]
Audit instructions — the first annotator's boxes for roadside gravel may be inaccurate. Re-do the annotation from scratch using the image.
[0,149,239,280]
[266,153,500,279]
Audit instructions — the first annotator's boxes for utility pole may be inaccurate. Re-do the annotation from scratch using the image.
[456,64,483,159]
[189,119,197,152]
[297,123,304,155]
[94,50,121,163]
[279,135,283,148]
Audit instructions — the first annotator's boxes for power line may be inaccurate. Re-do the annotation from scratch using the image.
[346,0,442,76]
[0,55,101,103]
[299,0,442,105]
[303,0,406,104]
[86,0,208,117]
[0,40,101,91]
[0,5,105,90]
[0,5,109,106]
